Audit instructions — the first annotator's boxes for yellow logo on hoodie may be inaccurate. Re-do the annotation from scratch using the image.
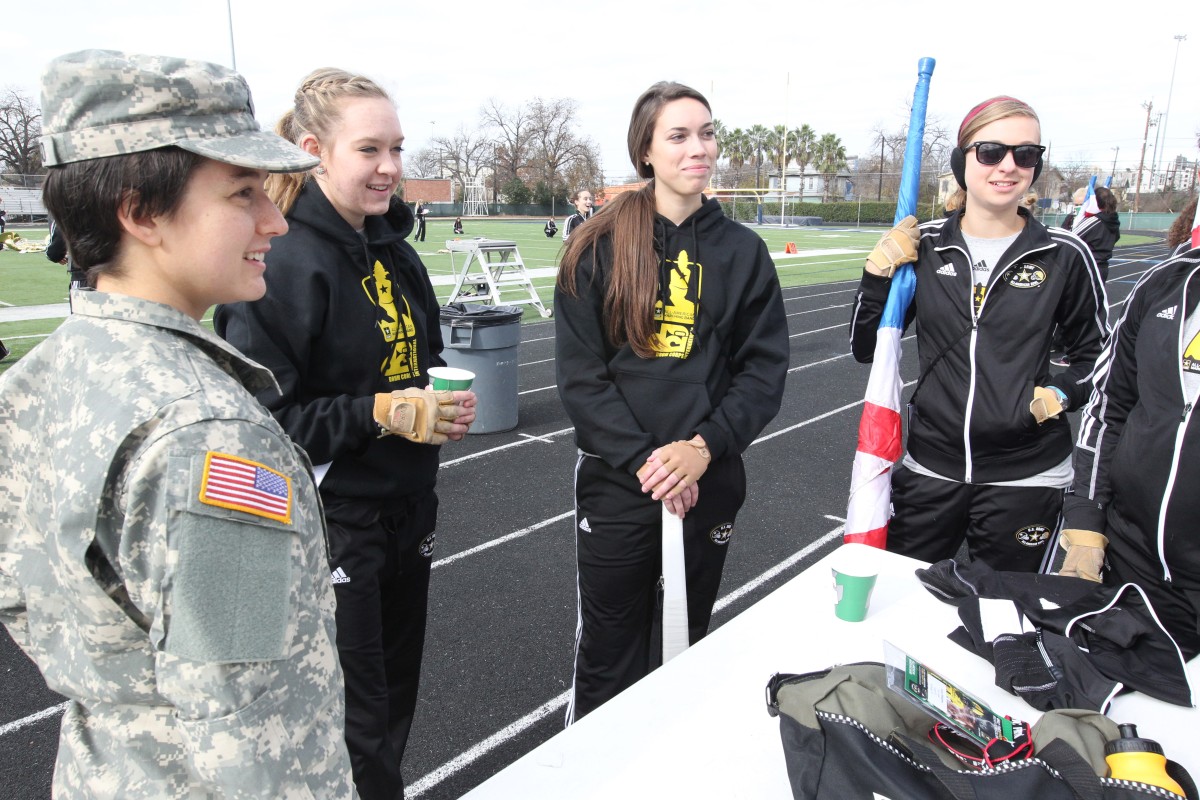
[363,260,419,381]
[651,248,701,358]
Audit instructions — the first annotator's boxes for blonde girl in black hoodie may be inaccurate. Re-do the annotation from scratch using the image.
[216,67,475,800]
[554,81,789,723]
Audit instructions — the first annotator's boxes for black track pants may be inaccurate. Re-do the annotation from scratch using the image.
[887,465,1062,573]
[566,454,746,723]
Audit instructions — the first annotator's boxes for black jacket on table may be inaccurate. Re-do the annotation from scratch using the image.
[554,198,789,475]
[1071,210,1121,270]
[1064,248,1200,589]
[215,183,446,501]
[849,209,1108,484]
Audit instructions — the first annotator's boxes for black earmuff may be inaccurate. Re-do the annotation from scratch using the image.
[951,145,1043,189]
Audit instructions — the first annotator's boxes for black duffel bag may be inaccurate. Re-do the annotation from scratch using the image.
[766,663,1196,800]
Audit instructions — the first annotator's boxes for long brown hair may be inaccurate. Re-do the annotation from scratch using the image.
[266,67,392,216]
[556,81,711,358]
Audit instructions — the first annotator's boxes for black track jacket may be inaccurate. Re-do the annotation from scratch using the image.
[1065,248,1200,588]
[850,209,1108,484]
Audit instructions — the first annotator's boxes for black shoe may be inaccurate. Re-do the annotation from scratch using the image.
[0,341,9,362]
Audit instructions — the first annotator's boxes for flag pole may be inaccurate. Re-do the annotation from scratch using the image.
[844,57,935,548]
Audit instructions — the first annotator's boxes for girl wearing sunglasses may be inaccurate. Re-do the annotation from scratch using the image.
[850,96,1109,573]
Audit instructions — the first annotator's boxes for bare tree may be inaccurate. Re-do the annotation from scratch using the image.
[527,98,602,200]
[405,146,443,179]
[430,125,492,193]
[480,99,534,190]
[0,88,43,178]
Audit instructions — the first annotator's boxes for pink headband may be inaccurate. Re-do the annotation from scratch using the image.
[959,96,1022,138]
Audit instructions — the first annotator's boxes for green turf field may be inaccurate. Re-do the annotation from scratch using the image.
[0,218,1161,373]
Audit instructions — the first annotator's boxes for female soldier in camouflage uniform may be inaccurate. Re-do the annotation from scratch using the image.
[0,51,356,798]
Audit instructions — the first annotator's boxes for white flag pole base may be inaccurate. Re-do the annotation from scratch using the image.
[661,503,689,662]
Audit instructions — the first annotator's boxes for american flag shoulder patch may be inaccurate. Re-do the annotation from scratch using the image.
[198,452,293,524]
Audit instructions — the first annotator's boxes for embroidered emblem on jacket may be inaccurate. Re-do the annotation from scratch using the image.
[1005,264,1046,289]
[936,264,957,277]
[1157,305,1178,320]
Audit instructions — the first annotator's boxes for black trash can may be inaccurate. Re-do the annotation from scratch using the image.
[438,303,524,433]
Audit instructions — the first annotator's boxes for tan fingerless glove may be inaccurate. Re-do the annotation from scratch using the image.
[865,215,920,277]
[373,389,463,445]
[1030,386,1066,424]
[1058,528,1108,583]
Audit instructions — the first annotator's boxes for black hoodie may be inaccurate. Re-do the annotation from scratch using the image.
[554,198,789,475]
[215,182,446,501]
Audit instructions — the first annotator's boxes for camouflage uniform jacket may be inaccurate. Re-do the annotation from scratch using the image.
[0,290,356,798]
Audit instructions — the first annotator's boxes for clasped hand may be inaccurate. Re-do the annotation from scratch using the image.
[636,440,709,518]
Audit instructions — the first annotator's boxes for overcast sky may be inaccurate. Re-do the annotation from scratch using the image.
[5,0,1195,187]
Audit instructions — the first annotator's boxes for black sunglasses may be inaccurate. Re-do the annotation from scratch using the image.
[967,141,1045,169]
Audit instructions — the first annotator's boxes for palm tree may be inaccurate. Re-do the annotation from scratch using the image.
[768,125,789,190]
[746,124,771,191]
[791,124,816,193]
[813,133,848,203]
[722,128,751,188]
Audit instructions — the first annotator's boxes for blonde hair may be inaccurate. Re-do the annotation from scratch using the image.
[267,67,392,216]
[948,96,1041,212]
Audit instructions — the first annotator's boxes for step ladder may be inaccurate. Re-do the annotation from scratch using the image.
[444,238,552,317]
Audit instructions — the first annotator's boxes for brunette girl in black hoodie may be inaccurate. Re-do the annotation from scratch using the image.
[555,82,788,723]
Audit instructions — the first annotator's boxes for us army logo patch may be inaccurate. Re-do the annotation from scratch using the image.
[199,452,292,524]
[709,522,734,545]
[1014,524,1051,548]
[1005,263,1046,289]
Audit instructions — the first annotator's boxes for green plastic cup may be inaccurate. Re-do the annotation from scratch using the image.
[831,543,880,622]
[428,366,475,391]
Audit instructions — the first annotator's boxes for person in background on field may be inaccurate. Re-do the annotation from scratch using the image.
[0,49,355,798]
[849,96,1108,573]
[1061,186,1087,231]
[1050,186,1120,368]
[1058,238,1200,658]
[453,216,463,235]
[1070,186,1120,284]
[554,81,789,723]
[544,216,558,237]
[562,188,593,241]
[414,198,428,241]
[0,207,6,234]
[215,66,474,800]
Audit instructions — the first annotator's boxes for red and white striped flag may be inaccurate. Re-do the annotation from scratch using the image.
[845,264,916,548]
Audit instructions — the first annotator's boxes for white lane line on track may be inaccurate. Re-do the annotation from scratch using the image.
[0,701,69,737]
[408,521,847,797]
[431,511,575,569]
[786,303,849,317]
[789,322,842,338]
[438,427,575,468]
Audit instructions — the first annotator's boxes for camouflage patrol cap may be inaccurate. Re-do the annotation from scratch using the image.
[39,50,318,173]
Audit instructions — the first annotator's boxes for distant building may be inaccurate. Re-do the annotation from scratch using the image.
[402,178,452,204]
[766,155,859,203]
